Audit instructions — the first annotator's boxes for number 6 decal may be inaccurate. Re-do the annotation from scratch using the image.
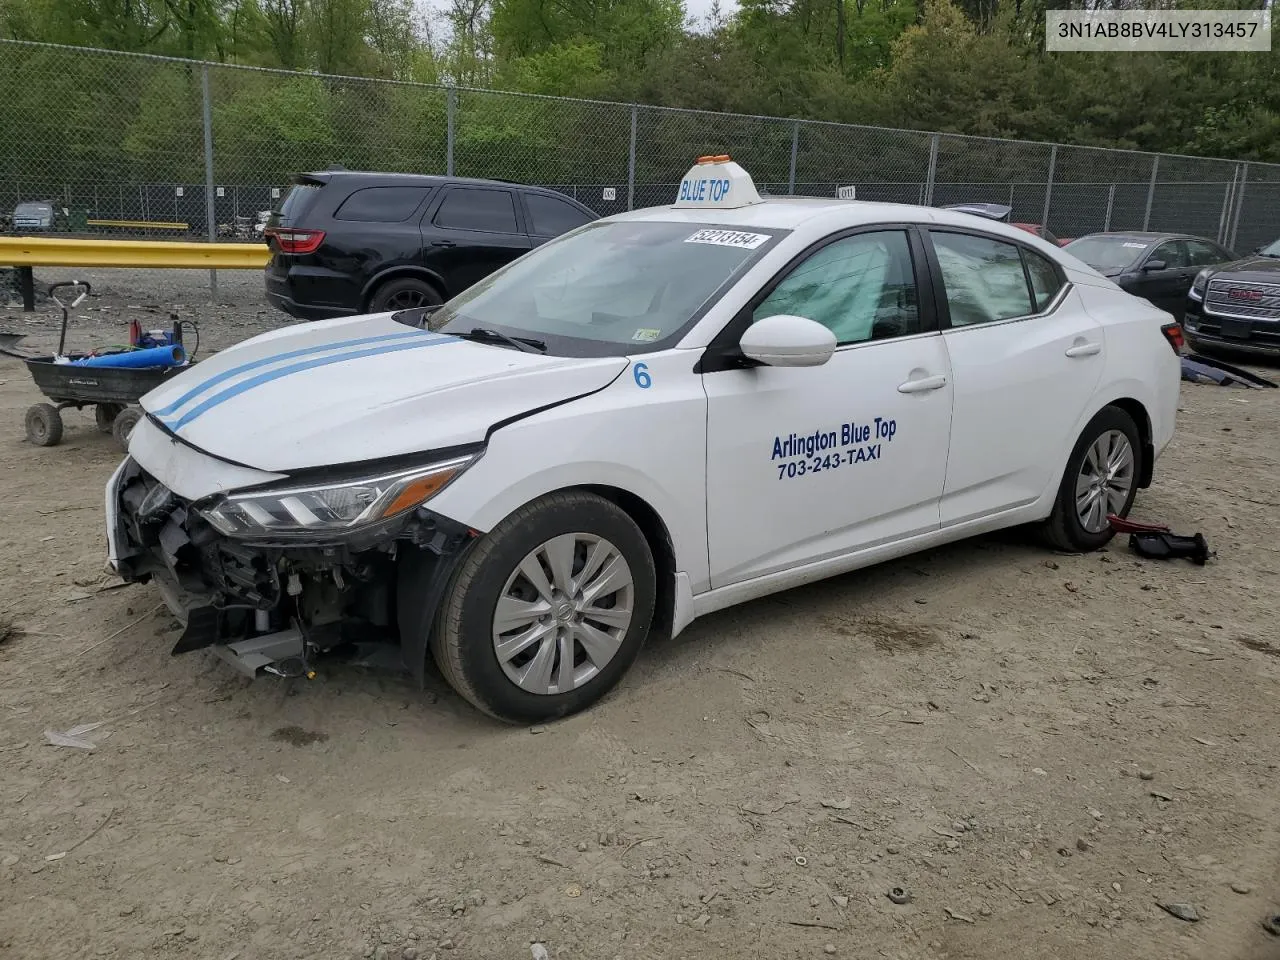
[633,362,652,389]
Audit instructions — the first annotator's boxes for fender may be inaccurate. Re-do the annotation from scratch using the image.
[1045,379,1157,505]
[360,264,449,307]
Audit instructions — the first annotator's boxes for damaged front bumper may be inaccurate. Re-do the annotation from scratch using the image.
[105,455,475,678]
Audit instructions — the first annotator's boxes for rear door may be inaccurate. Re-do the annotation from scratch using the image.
[926,229,1106,525]
[422,186,532,293]
[521,191,596,247]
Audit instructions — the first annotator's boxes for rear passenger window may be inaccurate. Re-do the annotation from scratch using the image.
[334,186,432,222]
[1022,249,1063,311]
[434,189,519,234]
[525,193,593,237]
[932,232,1033,327]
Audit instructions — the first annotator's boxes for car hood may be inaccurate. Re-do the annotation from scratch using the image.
[140,314,628,472]
[1206,255,1280,282]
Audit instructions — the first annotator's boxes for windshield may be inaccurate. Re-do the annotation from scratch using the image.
[13,202,51,217]
[426,220,785,356]
[1063,236,1149,273]
[1258,238,1280,257]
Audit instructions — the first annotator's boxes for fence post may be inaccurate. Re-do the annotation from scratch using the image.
[1229,162,1249,251]
[1142,155,1159,232]
[924,134,939,206]
[201,65,217,303]
[1217,164,1239,245]
[1041,143,1057,229]
[627,106,638,211]
[788,121,799,194]
[446,87,456,176]
[1104,183,1115,231]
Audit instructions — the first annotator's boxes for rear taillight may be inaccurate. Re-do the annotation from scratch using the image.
[265,227,325,255]
[1161,321,1184,354]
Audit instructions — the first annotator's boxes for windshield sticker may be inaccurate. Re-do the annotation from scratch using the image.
[771,418,897,480]
[1122,242,1148,248]
[631,328,662,342]
[684,229,770,250]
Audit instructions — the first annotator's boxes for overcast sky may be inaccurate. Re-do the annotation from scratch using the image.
[421,0,741,33]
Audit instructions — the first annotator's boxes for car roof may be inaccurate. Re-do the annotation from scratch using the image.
[610,197,961,230]
[1071,231,1217,244]
[297,170,564,194]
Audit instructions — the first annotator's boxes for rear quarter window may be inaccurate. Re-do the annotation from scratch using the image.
[334,186,433,222]
[524,193,594,237]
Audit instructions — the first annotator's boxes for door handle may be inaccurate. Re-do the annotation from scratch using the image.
[430,240,456,248]
[897,374,947,394]
[1064,342,1102,358]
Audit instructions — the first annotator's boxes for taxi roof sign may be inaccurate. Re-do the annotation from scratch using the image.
[673,155,763,210]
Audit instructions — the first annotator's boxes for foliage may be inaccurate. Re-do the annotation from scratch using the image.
[0,0,1277,174]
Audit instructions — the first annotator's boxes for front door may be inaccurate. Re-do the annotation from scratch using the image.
[1130,239,1193,315]
[704,228,954,588]
[924,229,1107,526]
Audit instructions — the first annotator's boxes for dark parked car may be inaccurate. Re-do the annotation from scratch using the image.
[940,203,1065,245]
[1183,236,1280,356]
[264,171,599,320]
[1063,232,1236,319]
[10,200,67,232]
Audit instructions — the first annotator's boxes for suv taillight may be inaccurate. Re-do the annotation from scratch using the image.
[265,227,325,255]
[1161,321,1184,354]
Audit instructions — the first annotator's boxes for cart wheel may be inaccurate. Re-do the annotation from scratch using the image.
[96,403,123,433]
[25,403,64,447]
[112,408,142,451]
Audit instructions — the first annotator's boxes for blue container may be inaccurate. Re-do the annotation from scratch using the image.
[71,345,186,369]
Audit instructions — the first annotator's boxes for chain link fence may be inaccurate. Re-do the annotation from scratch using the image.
[2,38,1277,273]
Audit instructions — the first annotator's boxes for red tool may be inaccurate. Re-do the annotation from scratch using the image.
[1107,515,1171,534]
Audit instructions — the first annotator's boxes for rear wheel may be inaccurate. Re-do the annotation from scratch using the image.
[25,403,63,446]
[95,403,123,433]
[1042,405,1142,552]
[368,277,442,313]
[112,407,142,451]
[428,491,656,724]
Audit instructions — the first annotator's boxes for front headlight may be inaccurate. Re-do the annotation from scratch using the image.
[1190,269,1209,299]
[198,454,475,539]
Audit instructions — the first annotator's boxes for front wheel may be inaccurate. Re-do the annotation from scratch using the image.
[428,491,656,724]
[1042,405,1143,552]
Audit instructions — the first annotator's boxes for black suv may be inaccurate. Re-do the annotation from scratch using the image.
[264,171,598,320]
[1184,236,1280,356]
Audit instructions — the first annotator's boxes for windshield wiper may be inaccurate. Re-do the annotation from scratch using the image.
[453,327,547,354]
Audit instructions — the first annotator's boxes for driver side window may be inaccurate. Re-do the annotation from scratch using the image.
[753,230,921,345]
[1147,240,1189,269]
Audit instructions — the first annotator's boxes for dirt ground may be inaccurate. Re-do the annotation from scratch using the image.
[2,270,1279,960]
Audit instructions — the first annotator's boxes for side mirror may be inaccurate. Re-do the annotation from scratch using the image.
[1142,259,1167,272]
[739,314,837,367]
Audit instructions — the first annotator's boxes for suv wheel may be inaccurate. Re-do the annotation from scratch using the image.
[368,277,442,313]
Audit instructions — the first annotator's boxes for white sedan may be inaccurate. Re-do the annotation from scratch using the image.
[106,157,1182,723]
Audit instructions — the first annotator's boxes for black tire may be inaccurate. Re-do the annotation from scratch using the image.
[1042,405,1143,553]
[112,407,142,451]
[95,403,123,433]
[368,277,443,313]
[25,403,63,446]
[428,491,656,724]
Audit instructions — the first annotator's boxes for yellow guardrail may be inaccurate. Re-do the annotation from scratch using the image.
[0,235,270,270]
[87,218,190,231]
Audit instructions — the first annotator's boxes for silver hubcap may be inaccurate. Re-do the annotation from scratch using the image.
[492,533,634,696]
[1075,429,1135,534]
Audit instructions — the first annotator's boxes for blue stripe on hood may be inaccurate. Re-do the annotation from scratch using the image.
[161,334,460,432]
[152,329,429,418]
